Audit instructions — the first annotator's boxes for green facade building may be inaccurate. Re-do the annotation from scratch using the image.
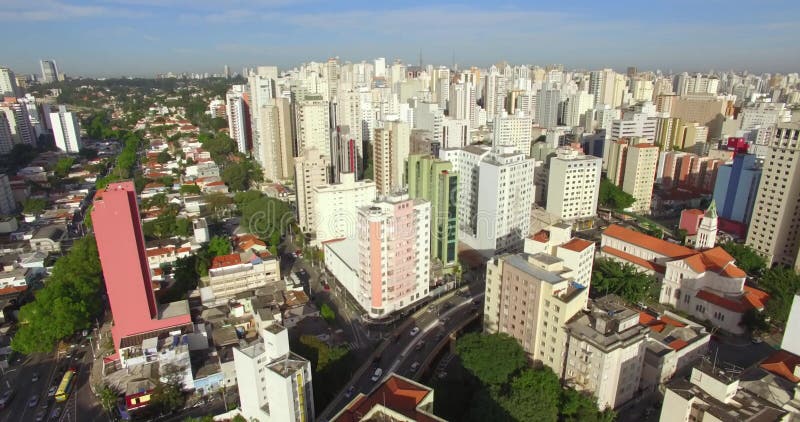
[407,154,459,272]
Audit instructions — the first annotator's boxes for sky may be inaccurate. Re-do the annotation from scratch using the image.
[3,0,800,77]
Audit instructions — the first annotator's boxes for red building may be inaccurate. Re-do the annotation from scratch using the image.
[92,181,192,357]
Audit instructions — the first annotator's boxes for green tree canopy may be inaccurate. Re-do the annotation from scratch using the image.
[320,303,335,323]
[54,157,75,178]
[721,242,767,275]
[456,333,527,386]
[758,267,800,327]
[12,236,104,354]
[23,198,48,215]
[157,150,172,164]
[592,258,659,304]
[599,178,635,210]
[179,184,201,195]
[150,381,184,415]
[208,236,232,257]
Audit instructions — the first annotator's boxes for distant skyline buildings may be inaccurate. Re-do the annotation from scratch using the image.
[2,2,799,76]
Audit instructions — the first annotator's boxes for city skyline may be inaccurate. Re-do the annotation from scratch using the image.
[3,0,800,76]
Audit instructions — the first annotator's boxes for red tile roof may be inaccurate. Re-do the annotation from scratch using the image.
[530,230,550,243]
[603,225,695,259]
[601,246,666,273]
[761,350,800,383]
[743,286,769,311]
[211,253,242,269]
[695,289,750,313]
[332,374,442,422]
[561,238,594,252]
[639,312,687,334]
[668,338,689,351]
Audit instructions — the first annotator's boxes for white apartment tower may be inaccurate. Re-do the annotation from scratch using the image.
[622,144,660,214]
[313,172,377,244]
[0,174,15,215]
[248,66,278,166]
[1,102,36,146]
[439,145,491,241]
[226,84,250,154]
[0,68,18,97]
[233,324,314,422]
[563,92,594,127]
[0,112,13,154]
[493,112,533,154]
[295,95,331,157]
[373,120,410,195]
[546,147,602,221]
[536,88,560,129]
[258,97,295,182]
[746,123,800,271]
[294,148,330,233]
[49,105,81,153]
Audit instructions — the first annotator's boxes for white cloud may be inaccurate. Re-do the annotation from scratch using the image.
[0,0,109,21]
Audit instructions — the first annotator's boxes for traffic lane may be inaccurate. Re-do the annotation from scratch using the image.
[0,352,58,422]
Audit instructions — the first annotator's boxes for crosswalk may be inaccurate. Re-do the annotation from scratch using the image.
[343,342,360,351]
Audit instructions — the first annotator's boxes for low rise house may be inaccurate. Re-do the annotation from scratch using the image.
[332,373,445,422]
[30,224,66,252]
[639,310,710,391]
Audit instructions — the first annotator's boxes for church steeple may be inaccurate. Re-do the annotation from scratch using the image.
[696,200,718,250]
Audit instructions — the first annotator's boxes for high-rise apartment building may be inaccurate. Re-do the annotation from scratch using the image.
[545,147,602,222]
[294,148,330,233]
[91,182,193,356]
[610,113,657,143]
[0,112,13,154]
[536,88,560,129]
[40,60,58,83]
[295,95,331,157]
[49,105,81,153]
[248,66,278,165]
[226,84,251,154]
[439,144,491,246]
[0,101,36,146]
[563,91,594,128]
[406,155,459,271]
[746,123,800,271]
[234,324,314,422]
[258,97,295,182]
[0,174,15,215]
[323,194,431,319]
[589,69,617,106]
[373,120,410,195]
[712,154,761,224]
[621,144,659,213]
[313,172,376,244]
[493,112,533,154]
[0,68,18,97]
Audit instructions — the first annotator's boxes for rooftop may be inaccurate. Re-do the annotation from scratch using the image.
[504,254,565,284]
[603,224,695,259]
[332,374,445,422]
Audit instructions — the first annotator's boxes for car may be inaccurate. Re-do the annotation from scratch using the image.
[410,362,420,372]
[49,407,61,420]
[344,386,356,399]
[409,327,420,336]
[752,337,764,344]
[27,395,39,408]
[47,386,57,397]
[0,390,14,409]
[435,332,445,341]
[34,410,46,422]
[31,372,39,382]
[442,302,454,310]
[472,298,482,306]
[414,341,426,351]
[371,368,383,382]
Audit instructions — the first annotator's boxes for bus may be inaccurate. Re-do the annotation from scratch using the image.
[55,369,76,403]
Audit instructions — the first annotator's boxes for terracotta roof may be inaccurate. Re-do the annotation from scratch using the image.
[639,312,686,334]
[211,253,242,269]
[0,285,28,295]
[603,225,695,259]
[681,247,746,278]
[683,209,704,216]
[743,286,769,310]
[561,238,594,252]
[239,239,266,251]
[530,230,550,243]
[668,338,689,351]
[601,246,666,273]
[146,246,175,257]
[332,374,442,422]
[761,350,800,383]
[695,289,750,313]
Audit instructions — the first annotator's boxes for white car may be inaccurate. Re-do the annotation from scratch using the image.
[410,362,420,372]
[371,368,383,382]
[409,327,420,336]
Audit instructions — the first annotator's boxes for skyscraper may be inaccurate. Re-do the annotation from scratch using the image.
[535,88,560,129]
[622,143,660,214]
[0,100,36,146]
[373,120,410,195]
[0,67,18,97]
[40,60,58,83]
[407,155,459,271]
[294,148,330,233]
[294,95,331,157]
[258,97,295,182]
[746,123,800,271]
[546,147,602,222]
[49,105,81,153]
[91,182,192,356]
[226,84,251,154]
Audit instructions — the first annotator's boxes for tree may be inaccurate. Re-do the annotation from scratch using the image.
[54,157,75,178]
[222,162,249,191]
[598,178,635,210]
[501,368,560,422]
[291,335,354,413]
[208,236,232,257]
[591,258,659,304]
[179,184,201,195]
[721,242,767,275]
[320,303,335,323]
[23,198,47,215]
[456,333,527,386]
[157,150,172,164]
[758,267,800,327]
[96,384,119,413]
[560,388,616,422]
[12,237,104,354]
[204,192,233,217]
[150,381,184,415]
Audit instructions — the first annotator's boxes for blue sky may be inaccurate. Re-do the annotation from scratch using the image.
[3,0,799,77]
